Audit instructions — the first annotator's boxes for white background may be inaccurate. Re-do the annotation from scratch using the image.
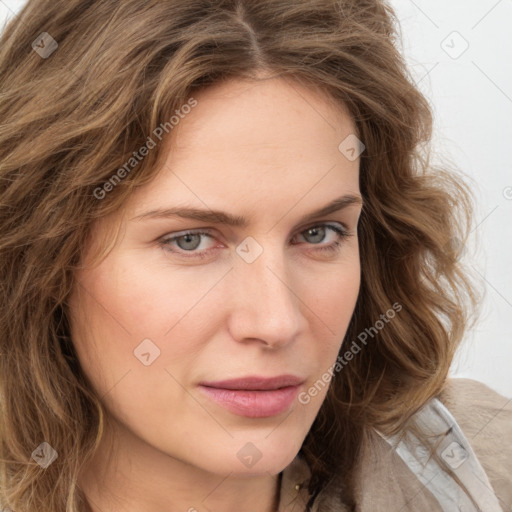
[1,0,511,397]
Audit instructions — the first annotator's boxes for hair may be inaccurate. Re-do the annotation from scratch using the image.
[0,0,480,510]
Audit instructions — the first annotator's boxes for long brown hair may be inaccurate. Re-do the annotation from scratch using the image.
[0,1,478,510]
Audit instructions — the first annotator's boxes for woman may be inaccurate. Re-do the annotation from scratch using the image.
[0,1,510,511]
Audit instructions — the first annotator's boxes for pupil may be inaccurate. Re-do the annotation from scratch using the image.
[179,234,200,250]
[308,226,325,244]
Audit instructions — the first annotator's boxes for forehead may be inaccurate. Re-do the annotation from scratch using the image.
[128,77,359,204]
[171,76,356,151]
[86,77,362,263]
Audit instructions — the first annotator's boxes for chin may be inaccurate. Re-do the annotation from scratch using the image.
[196,431,306,477]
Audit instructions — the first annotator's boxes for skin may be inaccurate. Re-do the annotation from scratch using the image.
[68,75,363,512]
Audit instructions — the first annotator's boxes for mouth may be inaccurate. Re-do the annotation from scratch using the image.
[198,375,304,418]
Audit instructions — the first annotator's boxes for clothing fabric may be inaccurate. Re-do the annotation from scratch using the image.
[279,378,512,511]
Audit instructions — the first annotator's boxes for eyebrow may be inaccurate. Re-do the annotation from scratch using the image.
[130,194,363,227]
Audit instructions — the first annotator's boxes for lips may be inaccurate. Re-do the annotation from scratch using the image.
[200,375,304,391]
[198,374,304,418]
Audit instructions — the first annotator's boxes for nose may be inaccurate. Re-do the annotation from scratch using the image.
[226,242,308,349]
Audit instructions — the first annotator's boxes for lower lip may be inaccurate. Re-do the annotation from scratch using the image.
[198,385,300,418]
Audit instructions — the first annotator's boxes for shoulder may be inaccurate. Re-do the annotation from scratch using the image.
[437,377,512,509]
[437,377,512,440]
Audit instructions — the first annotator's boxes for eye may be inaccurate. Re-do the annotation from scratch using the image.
[292,223,351,255]
[159,230,217,260]
[158,223,352,260]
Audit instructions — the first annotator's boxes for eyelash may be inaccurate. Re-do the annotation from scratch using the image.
[158,223,352,260]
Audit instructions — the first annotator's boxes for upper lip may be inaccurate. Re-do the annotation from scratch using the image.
[199,375,304,391]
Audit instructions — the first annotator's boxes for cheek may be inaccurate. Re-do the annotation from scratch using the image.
[67,252,225,391]
[113,252,231,338]
[74,250,218,343]
[66,241,361,473]
[310,252,360,329]
[302,254,361,386]
[69,241,360,402]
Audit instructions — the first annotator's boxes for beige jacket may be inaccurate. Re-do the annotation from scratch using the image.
[279,378,512,511]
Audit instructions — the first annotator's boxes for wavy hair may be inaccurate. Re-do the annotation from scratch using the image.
[0,0,478,510]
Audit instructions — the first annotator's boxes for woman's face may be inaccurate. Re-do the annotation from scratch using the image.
[68,76,362,478]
